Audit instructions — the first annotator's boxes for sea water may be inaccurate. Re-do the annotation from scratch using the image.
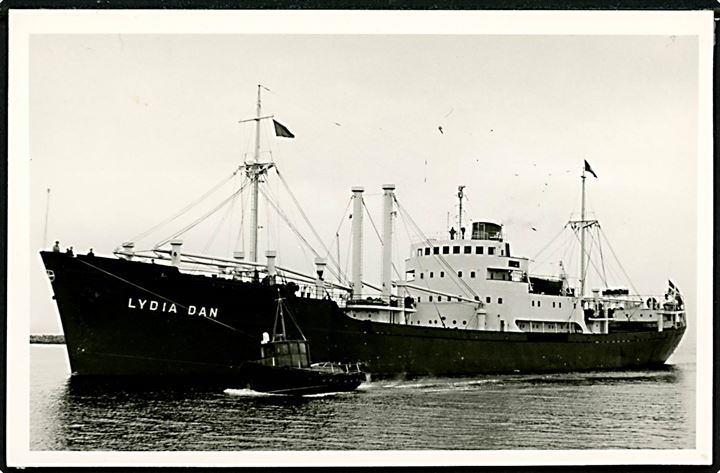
[30,344,695,451]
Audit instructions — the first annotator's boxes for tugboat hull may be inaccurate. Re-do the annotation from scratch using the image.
[239,363,366,395]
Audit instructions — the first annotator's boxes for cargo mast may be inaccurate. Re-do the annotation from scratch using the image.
[239,85,275,263]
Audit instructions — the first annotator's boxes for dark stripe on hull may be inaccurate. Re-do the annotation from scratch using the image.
[40,252,685,379]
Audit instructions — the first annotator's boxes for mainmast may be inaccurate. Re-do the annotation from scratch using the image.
[580,168,586,297]
[569,160,598,299]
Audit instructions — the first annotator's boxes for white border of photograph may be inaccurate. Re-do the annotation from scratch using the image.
[7,9,714,467]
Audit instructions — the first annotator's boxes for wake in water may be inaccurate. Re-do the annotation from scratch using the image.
[223,388,275,397]
[223,388,355,398]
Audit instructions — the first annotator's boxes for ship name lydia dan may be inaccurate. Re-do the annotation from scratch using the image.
[127,297,219,318]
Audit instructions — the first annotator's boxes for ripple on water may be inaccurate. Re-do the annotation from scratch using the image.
[30,345,695,451]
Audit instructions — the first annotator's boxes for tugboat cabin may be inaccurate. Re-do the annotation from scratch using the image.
[259,338,311,369]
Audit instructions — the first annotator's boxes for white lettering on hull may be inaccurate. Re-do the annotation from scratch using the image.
[126,297,217,319]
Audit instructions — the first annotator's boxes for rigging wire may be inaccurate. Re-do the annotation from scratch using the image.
[530,224,569,262]
[259,186,343,282]
[569,225,610,292]
[274,168,344,276]
[202,192,237,254]
[394,196,477,300]
[599,227,642,299]
[127,169,240,245]
[597,226,608,285]
[233,176,248,253]
[533,230,574,271]
[362,199,383,244]
[327,197,353,284]
[396,202,446,327]
[154,181,250,249]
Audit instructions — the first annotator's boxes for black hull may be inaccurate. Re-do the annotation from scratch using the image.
[40,252,686,380]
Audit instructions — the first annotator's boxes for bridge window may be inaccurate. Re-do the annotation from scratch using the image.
[488,247,495,256]
[532,301,535,307]
[433,247,439,255]
[559,302,562,308]
[442,246,450,254]
[538,301,541,307]
[464,246,472,254]
[453,246,460,254]
[440,271,445,278]
[417,249,423,256]
[486,296,491,303]
[476,246,484,255]
[552,302,556,308]
[429,296,433,302]
[424,247,431,255]
[470,271,476,278]
[430,272,434,278]
[420,273,424,279]
[474,296,480,301]
[458,271,463,278]
[438,296,442,302]
[509,260,520,268]
[498,297,503,304]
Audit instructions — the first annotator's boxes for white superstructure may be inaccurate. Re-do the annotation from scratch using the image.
[344,183,686,336]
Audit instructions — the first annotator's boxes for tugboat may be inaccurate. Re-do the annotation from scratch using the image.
[238,292,366,396]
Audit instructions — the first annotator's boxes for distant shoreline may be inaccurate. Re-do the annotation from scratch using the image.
[30,334,65,344]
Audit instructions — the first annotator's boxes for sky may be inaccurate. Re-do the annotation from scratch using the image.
[24,27,705,359]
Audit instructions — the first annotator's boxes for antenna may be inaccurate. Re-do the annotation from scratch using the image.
[457,185,466,236]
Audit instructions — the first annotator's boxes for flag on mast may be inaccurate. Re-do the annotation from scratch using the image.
[273,119,295,138]
[584,160,598,178]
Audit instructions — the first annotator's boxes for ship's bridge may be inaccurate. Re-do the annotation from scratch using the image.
[471,221,503,241]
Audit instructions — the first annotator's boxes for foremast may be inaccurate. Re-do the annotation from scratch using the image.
[240,84,275,263]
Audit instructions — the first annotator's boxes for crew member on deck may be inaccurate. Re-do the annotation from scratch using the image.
[449,227,457,240]
[88,248,95,257]
[52,241,60,252]
[66,246,74,256]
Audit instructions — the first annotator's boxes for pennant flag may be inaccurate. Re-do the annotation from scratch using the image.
[273,119,295,138]
[584,160,598,178]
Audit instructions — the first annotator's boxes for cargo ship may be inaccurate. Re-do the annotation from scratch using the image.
[40,87,686,382]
